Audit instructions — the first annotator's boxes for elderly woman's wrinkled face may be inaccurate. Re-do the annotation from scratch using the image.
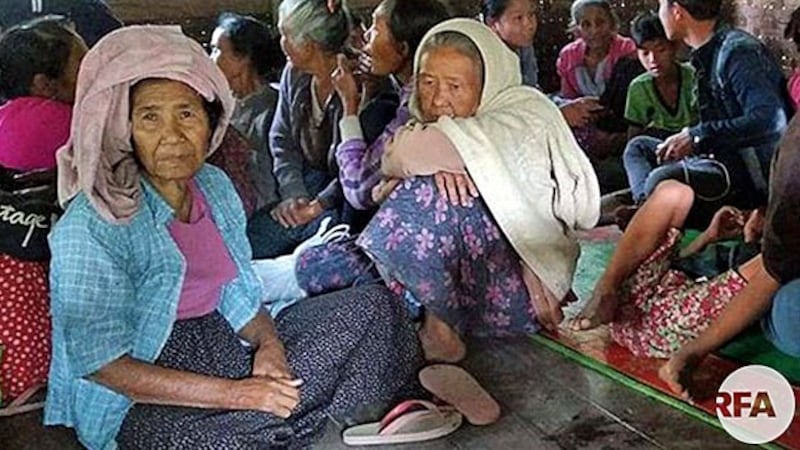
[210,28,248,84]
[364,8,407,76]
[416,46,482,122]
[131,79,211,184]
[278,24,314,72]
[576,5,615,50]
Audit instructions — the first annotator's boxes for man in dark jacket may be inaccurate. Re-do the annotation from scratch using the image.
[631,0,792,227]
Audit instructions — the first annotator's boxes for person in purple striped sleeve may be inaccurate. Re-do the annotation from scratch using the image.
[250,0,451,316]
[332,0,450,213]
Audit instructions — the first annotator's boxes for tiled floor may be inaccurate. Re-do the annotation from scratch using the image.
[1,337,748,450]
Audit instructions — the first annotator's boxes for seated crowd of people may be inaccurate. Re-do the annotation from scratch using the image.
[0,0,799,447]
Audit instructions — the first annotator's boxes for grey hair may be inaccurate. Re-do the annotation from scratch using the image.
[278,0,350,53]
[418,31,484,84]
[569,0,619,29]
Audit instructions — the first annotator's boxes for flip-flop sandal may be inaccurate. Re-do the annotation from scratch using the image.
[342,399,462,446]
[419,364,500,426]
[0,384,46,417]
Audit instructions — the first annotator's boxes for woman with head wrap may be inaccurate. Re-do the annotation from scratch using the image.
[45,26,421,450]
[360,19,600,361]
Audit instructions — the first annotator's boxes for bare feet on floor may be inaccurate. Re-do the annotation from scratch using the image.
[419,314,466,363]
[570,284,619,331]
[521,264,564,332]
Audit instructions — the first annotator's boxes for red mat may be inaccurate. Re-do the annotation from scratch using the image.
[540,327,800,449]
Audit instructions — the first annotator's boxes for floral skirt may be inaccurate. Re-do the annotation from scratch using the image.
[610,229,748,358]
[356,177,538,337]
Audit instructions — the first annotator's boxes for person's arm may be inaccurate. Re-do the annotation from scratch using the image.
[660,258,779,399]
[624,80,649,141]
[315,178,343,211]
[336,106,409,210]
[689,47,789,152]
[763,124,800,283]
[238,310,281,348]
[239,312,293,380]
[94,356,238,408]
[381,125,466,178]
[92,355,300,417]
[250,93,280,210]
[556,51,580,100]
[270,66,310,201]
[679,206,745,258]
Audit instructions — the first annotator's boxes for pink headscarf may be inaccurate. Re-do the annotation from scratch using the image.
[56,25,234,224]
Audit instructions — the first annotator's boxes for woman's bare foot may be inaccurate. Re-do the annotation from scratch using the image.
[570,283,619,331]
[521,264,564,332]
[419,314,466,363]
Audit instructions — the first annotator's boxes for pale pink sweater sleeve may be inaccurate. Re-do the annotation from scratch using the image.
[381,124,466,178]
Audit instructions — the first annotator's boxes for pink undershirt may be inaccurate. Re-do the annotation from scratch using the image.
[168,181,238,320]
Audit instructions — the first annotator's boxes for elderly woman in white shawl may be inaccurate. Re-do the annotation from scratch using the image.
[283,18,599,363]
[45,26,421,450]
[355,18,600,361]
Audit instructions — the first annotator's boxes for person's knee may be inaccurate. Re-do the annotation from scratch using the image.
[624,136,656,157]
[650,180,694,206]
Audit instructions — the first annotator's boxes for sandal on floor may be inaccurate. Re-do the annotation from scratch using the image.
[419,364,501,426]
[0,384,46,417]
[342,399,462,446]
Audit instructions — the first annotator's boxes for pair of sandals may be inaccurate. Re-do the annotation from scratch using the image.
[342,365,500,446]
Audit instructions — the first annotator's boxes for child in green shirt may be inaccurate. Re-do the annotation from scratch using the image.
[624,12,697,141]
[622,12,716,206]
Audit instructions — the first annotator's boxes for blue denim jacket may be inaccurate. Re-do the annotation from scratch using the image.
[688,24,792,205]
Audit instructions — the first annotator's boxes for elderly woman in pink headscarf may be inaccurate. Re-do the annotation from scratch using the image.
[45,26,421,450]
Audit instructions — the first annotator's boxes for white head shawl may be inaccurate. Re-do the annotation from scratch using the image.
[410,18,601,298]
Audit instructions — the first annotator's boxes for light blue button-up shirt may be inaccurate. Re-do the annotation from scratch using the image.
[44,165,264,450]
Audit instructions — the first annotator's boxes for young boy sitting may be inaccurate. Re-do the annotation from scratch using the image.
[622,12,699,205]
[624,12,697,141]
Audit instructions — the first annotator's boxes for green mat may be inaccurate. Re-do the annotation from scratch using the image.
[576,237,800,385]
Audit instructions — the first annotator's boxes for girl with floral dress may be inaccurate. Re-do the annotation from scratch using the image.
[573,180,766,358]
